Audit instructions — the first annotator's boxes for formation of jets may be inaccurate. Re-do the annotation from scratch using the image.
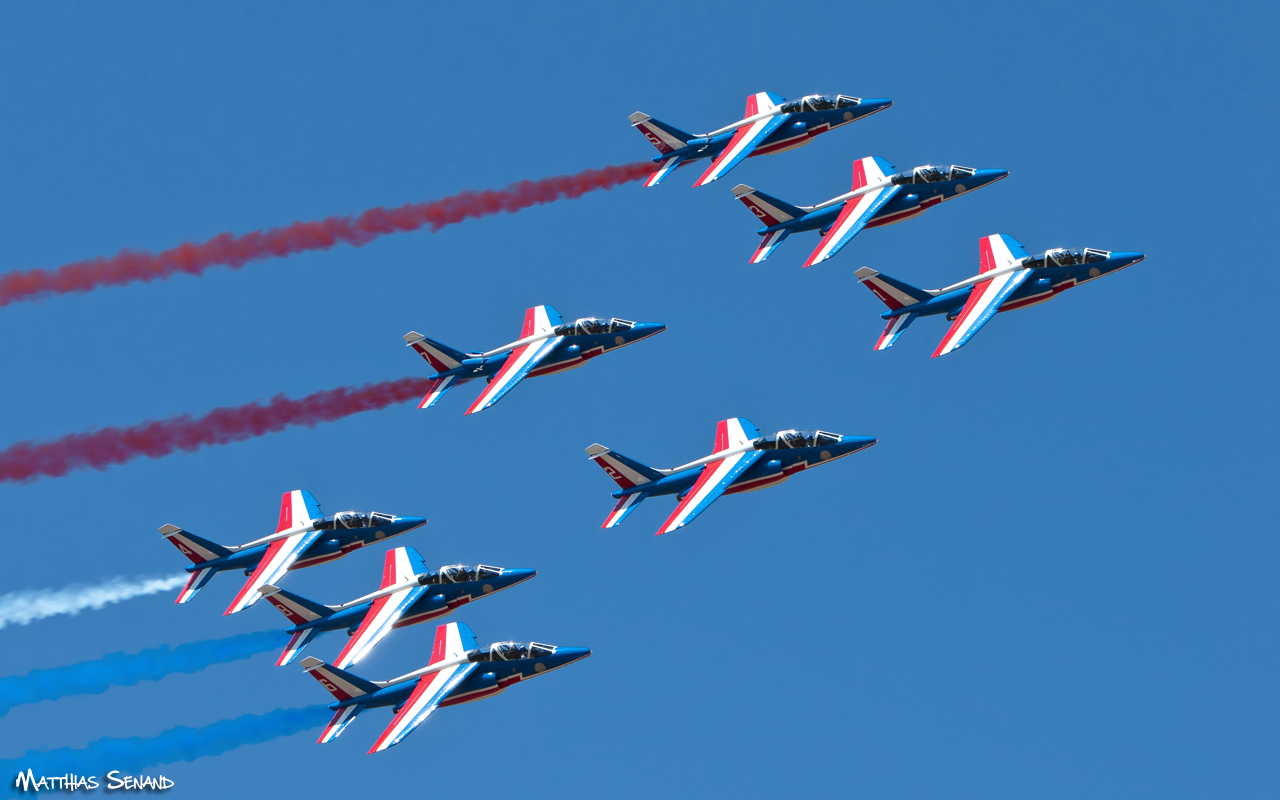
[160,88,1145,755]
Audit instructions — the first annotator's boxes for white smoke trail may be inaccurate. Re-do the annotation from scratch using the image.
[0,575,187,629]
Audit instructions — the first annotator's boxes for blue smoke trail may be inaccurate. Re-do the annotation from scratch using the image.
[0,630,286,717]
[0,705,327,778]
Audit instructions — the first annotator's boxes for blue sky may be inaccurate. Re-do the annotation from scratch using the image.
[0,1,1276,797]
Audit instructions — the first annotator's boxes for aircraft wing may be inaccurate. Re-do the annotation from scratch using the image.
[224,529,324,615]
[658,449,763,534]
[933,234,1035,357]
[658,418,764,535]
[334,548,430,669]
[463,335,564,414]
[465,305,565,415]
[932,269,1031,357]
[367,660,477,753]
[802,184,901,267]
[694,93,791,187]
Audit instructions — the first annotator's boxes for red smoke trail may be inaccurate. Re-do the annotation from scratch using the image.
[0,161,655,307]
[0,377,433,483]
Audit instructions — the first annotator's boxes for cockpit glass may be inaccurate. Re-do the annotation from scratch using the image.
[910,165,975,183]
[477,565,502,580]
[529,643,556,658]
[441,565,478,583]
[815,432,841,446]
[556,317,637,336]
[836,95,861,108]
[334,512,369,529]
[1084,248,1110,263]
[756,430,827,449]
[1047,249,1084,267]
[369,512,395,527]
[491,642,531,661]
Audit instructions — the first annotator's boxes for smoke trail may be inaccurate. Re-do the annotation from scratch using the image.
[0,705,327,778]
[0,161,654,306]
[0,575,187,630]
[0,631,286,717]
[0,376,431,484]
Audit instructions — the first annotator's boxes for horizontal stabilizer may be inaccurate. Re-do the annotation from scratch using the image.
[874,312,918,351]
[418,374,458,409]
[174,567,217,604]
[644,154,686,187]
[318,704,364,744]
[750,229,790,264]
[277,627,322,667]
[603,491,648,529]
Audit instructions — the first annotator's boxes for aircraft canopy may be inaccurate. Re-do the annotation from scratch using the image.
[1026,248,1111,268]
[470,641,558,662]
[754,430,842,450]
[322,511,396,530]
[898,165,977,184]
[556,318,636,336]
[779,94,862,113]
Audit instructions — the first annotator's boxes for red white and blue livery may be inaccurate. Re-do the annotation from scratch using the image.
[301,621,591,753]
[160,490,427,616]
[405,305,665,415]
[630,92,891,188]
[856,233,1146,357]
[587,418,876,535]
[732,156,1008,266]
[259,545,535,668]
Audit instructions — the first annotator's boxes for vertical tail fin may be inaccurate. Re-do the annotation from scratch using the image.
[628,112,693,155]
[585,444,663,489]
[160,524,230,604]
[404,331,468,372]
[731,184,805,226]
[300,657,380,701]
[854,267,933,310]
[159,524,231,564]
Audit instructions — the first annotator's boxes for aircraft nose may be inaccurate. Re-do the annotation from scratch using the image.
[976,168,1009,186]
[861,98,893,113]
[395,516,429,533]
[837,435,878,454]
[554,647,593,666]
[636,322,667,339]
[501,568,537,586]
[1111,251,1146,267]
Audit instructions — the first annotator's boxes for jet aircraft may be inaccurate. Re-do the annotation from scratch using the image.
[732,156,1008,267]
[405,304,665,415]
[587,418,876,535]
[630,91,892,188]
[856,233,1146,357]
[258,545,535,668]
[301,621,591,753]
[160,490,427,616]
